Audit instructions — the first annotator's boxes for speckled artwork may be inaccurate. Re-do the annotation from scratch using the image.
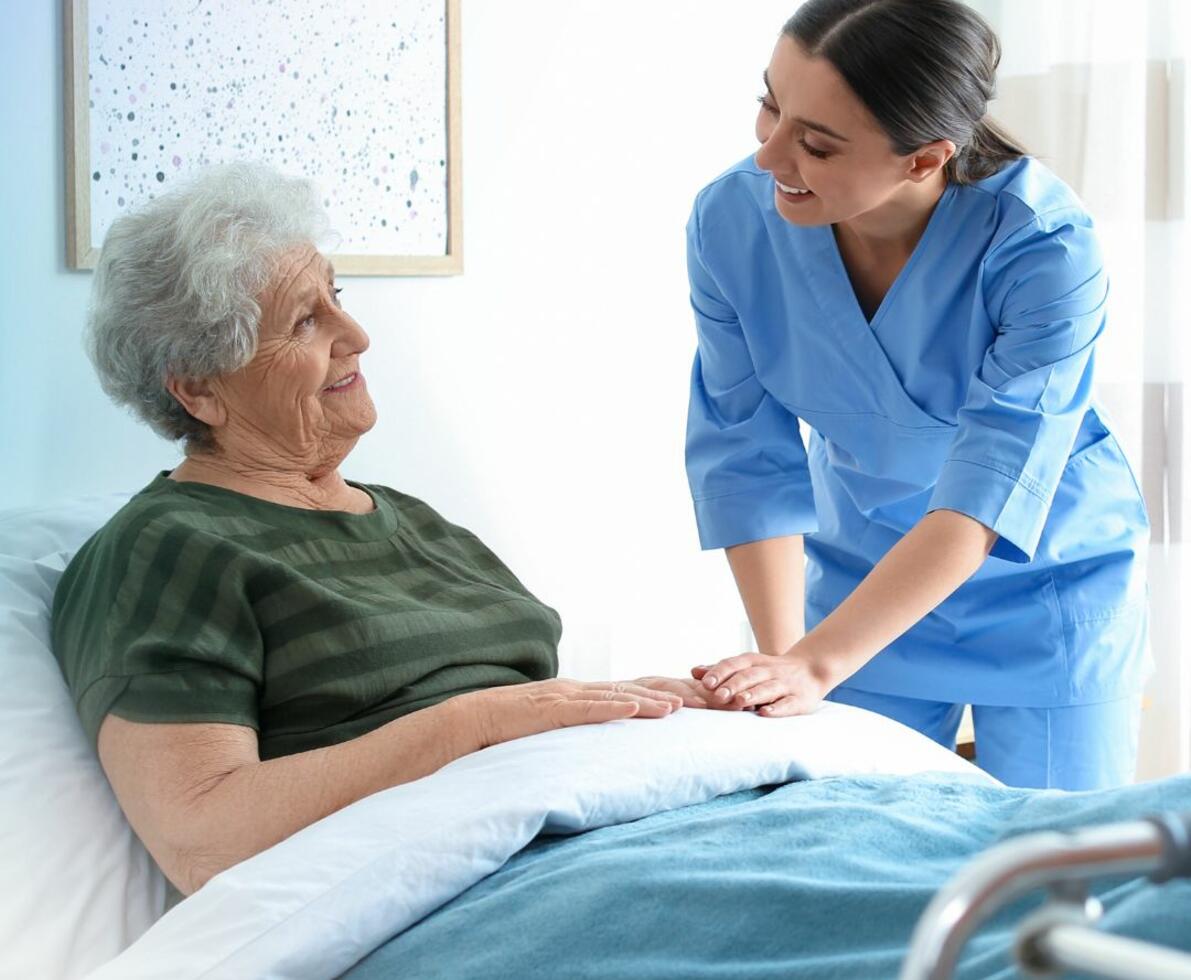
[84,0,449,259]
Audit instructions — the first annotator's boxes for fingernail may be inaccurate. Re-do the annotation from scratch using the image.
[704,675,717,688]
[740,691,751,703]
[717,688,731,701]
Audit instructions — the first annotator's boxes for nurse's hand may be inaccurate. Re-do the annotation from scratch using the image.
[690,652,833,717]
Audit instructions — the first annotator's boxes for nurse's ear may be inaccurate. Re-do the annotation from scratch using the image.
[905,139,956,184]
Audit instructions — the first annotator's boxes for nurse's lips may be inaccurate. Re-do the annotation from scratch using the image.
[775,178,816,204]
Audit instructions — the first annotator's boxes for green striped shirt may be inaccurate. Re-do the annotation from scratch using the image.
[52,473,561,760]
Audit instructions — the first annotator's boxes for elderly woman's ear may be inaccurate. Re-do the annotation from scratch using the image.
[165,375,227,430]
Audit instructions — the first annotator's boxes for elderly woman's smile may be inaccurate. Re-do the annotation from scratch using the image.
[324,372,361,392]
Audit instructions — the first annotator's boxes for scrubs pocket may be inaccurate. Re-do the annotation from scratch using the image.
[1043,432,1149,614]
[1043,432,1149,689]
[1059,601,1151,701]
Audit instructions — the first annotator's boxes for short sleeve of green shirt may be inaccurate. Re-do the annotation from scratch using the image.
[53,499,263,745]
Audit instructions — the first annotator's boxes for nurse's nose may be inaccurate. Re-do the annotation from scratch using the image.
[754,128,792,179]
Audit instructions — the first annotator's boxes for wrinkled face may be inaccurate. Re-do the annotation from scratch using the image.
[754,36,923,226]
[209,245,377,474]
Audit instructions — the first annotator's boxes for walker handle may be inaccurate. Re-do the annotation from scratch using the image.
[1146,811,1191,883]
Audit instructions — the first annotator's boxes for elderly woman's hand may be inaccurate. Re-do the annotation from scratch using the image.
[461,679,685,749]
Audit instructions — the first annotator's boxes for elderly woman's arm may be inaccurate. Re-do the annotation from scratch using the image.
[98,679,682,895]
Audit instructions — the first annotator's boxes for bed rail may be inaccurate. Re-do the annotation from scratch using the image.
[900,810,1191,979]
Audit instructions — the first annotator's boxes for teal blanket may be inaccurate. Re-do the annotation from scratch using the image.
[347,773,1191,979]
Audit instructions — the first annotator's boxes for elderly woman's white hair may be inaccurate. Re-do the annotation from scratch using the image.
[86,161,333,449]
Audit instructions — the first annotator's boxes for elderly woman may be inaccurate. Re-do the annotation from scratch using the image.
[52,162,716,900]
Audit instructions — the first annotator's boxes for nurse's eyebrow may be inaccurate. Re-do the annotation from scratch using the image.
[762,70,851,142]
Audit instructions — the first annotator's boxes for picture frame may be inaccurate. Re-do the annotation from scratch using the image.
[64,0,463,276]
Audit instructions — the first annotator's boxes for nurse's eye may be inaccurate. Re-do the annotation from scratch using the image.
[332,286,343,307]
[798,137,831,160]
[755,95,778,115]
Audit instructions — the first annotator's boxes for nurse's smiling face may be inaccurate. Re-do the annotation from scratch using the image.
[754,36,953,227]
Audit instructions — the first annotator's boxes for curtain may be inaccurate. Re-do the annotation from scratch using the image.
[970,0,1189,777]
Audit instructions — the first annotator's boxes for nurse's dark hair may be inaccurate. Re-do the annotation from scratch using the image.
[783,0,1026,184]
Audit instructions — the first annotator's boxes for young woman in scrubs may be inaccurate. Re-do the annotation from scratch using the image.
[684,0,1150,790]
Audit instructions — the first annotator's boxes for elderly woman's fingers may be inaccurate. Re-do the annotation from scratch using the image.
[558,698,642,727]
[575,686,679,718]
[618,691,678,717]
[629,676,708,708]
[588,681,683,708]
[632,684,685,707]
[678,688,712,708]
[553,693,677,728]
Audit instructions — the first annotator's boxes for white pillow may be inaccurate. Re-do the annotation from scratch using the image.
[0,494,166,980]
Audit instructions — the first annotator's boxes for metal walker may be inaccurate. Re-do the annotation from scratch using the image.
[902,811,1191,979]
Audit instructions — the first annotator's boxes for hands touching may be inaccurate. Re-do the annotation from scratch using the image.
[463,670,771,750]
[463,655,832,755]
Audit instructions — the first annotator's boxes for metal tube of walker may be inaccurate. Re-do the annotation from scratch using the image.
[1032,924,1191,979]
[899,816,1181,980]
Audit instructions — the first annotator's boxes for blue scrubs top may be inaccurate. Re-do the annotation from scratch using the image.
[685,155,1150,708]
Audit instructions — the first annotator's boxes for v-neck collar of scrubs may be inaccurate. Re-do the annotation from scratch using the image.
[792,180,960,431]
[821,181,958,331]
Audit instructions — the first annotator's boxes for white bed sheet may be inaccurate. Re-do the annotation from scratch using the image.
[89,702,993,980]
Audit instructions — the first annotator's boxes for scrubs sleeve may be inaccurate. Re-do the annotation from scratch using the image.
[684,206,818,551]
[927,210,1107,563]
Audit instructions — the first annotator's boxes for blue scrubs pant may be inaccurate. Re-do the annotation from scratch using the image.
[825,686,1142,790]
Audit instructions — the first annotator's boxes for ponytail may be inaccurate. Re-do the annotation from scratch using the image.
[947,116,1027,185]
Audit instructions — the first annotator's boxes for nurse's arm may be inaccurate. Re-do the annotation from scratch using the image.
[725,535,807,656]
[795,509,998,684]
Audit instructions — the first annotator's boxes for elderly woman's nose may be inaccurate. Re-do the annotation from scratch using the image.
[332,310,370,356]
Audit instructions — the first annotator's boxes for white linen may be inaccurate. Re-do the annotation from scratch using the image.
[0,494,166,980]
[90,702,993,980]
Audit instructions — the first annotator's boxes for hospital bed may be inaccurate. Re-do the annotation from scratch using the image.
[2,492,1188,979]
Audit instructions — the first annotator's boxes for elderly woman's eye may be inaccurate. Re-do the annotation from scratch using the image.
[294,314,315,333]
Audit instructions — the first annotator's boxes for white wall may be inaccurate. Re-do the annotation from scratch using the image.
[0,0,800,681]
[3,2,1183,776]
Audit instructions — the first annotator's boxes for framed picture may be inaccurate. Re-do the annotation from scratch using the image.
[64,0,462,276]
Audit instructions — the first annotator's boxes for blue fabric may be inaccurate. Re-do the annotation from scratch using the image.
[827,686,1143,790]
[684,154,1150,707]
[345,773,1191,979]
